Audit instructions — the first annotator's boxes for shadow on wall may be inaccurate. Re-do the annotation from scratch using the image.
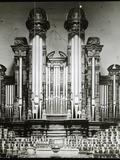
[9,62,14,76]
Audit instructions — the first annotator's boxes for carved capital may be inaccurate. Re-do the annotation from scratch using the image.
[107,64,120,76]
[11,37,29,57]
[85,37,103,57]
[26,8,50,40]
[64,7,88,39]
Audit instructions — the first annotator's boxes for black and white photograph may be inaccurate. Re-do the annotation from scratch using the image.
[0,1,120,158]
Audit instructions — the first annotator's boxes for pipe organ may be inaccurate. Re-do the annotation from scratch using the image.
[0,7,119,123]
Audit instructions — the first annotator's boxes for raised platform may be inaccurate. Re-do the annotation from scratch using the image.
[0,118,117,138]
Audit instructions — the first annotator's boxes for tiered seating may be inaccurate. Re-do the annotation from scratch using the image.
[0,125,120,158]
[64,135,83,148]
[63,125,120,158]
[91,125,120,158]
[0,127,49,158]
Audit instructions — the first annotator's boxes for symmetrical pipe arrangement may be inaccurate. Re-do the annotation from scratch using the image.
[1,6,120,122]
[46,51,68,115]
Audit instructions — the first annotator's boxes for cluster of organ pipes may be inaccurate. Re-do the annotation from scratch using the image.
[100,85,109,120]
[70,35,83,119]
[31,35,43,119]
[46,63,68,114]
[0,7,120,122]
[5,85,15,118]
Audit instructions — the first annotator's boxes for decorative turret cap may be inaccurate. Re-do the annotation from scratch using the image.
[64,6,88,38]
[26,8,50,39]
[107,64,120,76]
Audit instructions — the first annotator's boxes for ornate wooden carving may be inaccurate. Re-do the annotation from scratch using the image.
[11,37,29,121]
[107,64,120,119]
[64,7,88,39]
[0,65,6,119]
[26,8,50,40]
[85,37,103,121]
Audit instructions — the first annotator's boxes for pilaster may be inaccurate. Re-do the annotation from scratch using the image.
[11,37,29,121]
[85,37,103,121]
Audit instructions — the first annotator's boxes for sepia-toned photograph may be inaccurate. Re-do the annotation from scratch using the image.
[0,1,120,158]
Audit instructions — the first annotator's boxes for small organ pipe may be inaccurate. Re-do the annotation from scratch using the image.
[35,35,39,96]
[19,57,22,100]
[78,37,82,111]
[92,57,95,101]
[91,57,95,121]
[48,66,51,109]
[71,38,74,118]
[32,37,36,98]
[113,74,116,117]
[65,65,68,97]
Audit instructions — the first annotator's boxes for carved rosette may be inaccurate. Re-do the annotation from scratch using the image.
[64,7,88,39]
[26,8,50,40]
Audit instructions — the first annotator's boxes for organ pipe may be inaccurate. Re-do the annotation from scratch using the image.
[19,57,22,100]
[113,74,116,117]
[91,57,95,121]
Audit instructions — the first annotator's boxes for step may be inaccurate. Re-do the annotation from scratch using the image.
[48,128,66,131]
[46,114,67,120]
[47,134,66,137]
[47,130,66,134]
[48,124,65,129]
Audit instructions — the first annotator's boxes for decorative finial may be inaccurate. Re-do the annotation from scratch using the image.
[26,8,50,40]
[79,5,82,8]
[64,7,88,39]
